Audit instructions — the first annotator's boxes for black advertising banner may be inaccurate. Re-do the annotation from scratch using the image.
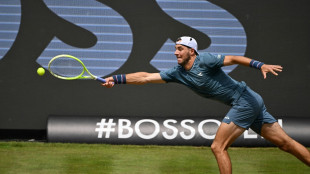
[47,116,310,147]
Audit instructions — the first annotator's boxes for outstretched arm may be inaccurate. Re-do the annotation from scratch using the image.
[102,72,165,88]
[223,55,283,79]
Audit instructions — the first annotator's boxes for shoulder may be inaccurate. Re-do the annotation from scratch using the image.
[199,53,224,61]
[198,52,225,68]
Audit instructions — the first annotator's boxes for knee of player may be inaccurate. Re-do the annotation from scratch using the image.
[211,142,226,154]
[277,140,294,152]
[306,159,310,167]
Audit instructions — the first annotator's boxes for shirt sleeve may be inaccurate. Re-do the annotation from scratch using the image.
[201,53,225,69]
[159,67,178,83]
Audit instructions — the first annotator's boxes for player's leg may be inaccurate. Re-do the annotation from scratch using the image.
[261,122,310,166]
[211,122,245,174]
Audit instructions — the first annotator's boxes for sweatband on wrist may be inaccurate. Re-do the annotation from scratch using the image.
[112,74,126,84]
[250,59,264,70]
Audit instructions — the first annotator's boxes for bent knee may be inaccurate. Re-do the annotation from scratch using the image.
[211,142,227,154]
[277,140,294,152]
[210,143,217,152]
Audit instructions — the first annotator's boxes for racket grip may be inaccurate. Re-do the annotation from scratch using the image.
[96,77,106,83]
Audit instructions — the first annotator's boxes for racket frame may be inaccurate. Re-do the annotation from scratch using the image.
[48,54,106,83]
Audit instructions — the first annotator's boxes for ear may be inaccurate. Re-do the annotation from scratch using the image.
[190,48,196,56]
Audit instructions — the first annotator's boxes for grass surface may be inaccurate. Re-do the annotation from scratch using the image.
[0,142,309,174]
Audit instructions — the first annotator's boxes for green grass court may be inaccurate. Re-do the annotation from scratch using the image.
[0,142,309,174]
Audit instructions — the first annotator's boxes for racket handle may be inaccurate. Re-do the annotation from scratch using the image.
[96,77,106,83]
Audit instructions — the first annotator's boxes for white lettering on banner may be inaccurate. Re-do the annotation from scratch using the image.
[180,119,196,140]
[198,119,221,139]
[135,119,160,139]
[95,118,283,140]
[278,119,283,127]
[244,130,258,139]
[118,119,133,138]
[95,119,116,138]
[162,119,178,140]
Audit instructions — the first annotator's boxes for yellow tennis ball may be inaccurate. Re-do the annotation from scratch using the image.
[37,67,45,76]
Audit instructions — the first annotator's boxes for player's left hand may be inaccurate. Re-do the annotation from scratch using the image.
[261,64,283,79]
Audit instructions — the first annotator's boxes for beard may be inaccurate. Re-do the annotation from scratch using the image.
[177,52,191,67]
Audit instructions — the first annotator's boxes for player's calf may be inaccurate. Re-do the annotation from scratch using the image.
[277,138,310,167]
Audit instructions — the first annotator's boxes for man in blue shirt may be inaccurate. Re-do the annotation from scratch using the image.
[103,36,310,173]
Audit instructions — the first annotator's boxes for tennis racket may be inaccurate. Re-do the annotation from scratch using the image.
[48,54,106,83]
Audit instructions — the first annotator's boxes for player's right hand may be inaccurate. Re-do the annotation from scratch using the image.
[101,77,115,88]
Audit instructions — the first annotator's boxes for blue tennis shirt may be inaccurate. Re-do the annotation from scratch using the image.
[160,53,246,105]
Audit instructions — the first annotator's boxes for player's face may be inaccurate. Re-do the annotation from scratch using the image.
[174,45,192,66]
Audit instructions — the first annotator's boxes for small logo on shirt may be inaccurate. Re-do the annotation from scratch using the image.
[197,72,203,76]
[224,116,230,120]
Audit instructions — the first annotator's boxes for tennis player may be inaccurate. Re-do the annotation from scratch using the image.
[103,36,310,173]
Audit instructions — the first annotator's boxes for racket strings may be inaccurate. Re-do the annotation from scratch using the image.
[49,57,84,78]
